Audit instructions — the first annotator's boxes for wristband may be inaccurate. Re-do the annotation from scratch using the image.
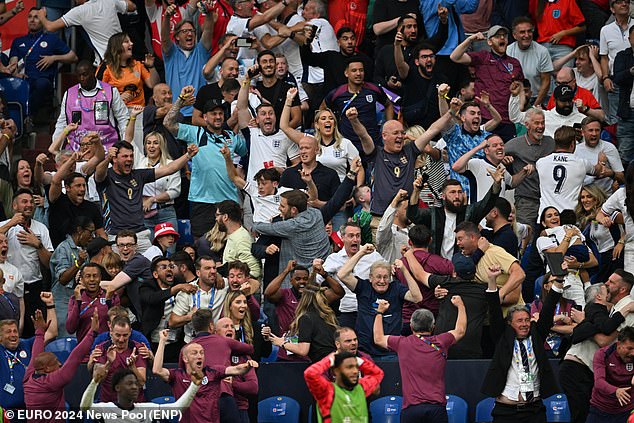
[601,76,610,82]
[46,305,55,309]
[1,133,10,141]
[129,116,136,121]
[376,311,384,316]
[146,65,154,69]
[289,31,296,40]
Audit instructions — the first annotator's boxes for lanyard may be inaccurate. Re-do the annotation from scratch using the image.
[79,296,100,316]
[77,87,106,112]
[416,334,447,358]
[514,338,534,369]
[24,33,45,60]
[193,288,216,309]
[341,92,358,114]
[0,294,16,315]
[494,55,513,75]
[5,351,24,384]
[239,325,245,343]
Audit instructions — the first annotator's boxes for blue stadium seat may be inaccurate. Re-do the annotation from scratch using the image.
[543,393,571,422]
[44,337,77,364]
[261,345,279,363]
[475,397,495,423]
[446,394,468,423]
[257,396,300,422]
[369,395,402,423]
[177,219,194,246]
[534,275,544,299]
[151,396,177,423]
[0,77,29,138]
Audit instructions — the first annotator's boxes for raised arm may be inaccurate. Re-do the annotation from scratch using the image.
[313,258,345,303]
[393,31,409,79]
[280,87,304,143]
[200,8,217,51]
[247,1,284,31]
[450,33,482,65]
[36,8,66,32]
[336,244,376,291]
[264,260,295,303]
[373,299,391,349]
[49,152,79,202]
[345,107,375,155]
[452,139,487,174]
[152,330,171,382]
[219,143,246,189]
[237,73,254,130]
[448,295,467,341]
[413,106,455,152]
[403,248,431,288]
[165,86,195,136]
[397,257,423,303]
[154,144,198,179]
[161,5,177,54]
[48,122,78,154]
[477,91,502,132]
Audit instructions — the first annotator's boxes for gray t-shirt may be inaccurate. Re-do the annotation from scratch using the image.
[97,168,155,233]
[507,41,554,100]
[504,134,555,200]
[370,142,420,215]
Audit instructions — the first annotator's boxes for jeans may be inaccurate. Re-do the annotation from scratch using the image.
[28,78,54,117]
[52,281,73,337]
[402,403,448,423]
[559,360,593,423]
[585,406,629,423]
[607,86,620,125]
[617,114,634,168]
[542,43,573,66]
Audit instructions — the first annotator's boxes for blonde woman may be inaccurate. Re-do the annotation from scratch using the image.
[222,291,254,345]
[269,284,338,362]
[136,131,180,236]
[194,222,227,262]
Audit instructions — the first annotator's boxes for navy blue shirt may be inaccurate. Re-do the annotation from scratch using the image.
[0,337,35,409]
[353,277,408,357]
[324,83,388,152]
[10,32,71,82]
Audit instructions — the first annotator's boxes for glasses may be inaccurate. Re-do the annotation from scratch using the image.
[556,79,574,86]
[178,28,195,35]
[116,243,136,249]
[419,53,435,60]
[157,264,176,270]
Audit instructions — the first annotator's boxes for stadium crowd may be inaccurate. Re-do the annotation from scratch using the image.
[1,0,634,421]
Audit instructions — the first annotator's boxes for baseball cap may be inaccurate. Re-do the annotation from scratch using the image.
[86,237,114,257]
[202,99,224,113]
[153,223,180,243]
[488,25,509,39]
[554,84,574,102]
[452,253,476,280]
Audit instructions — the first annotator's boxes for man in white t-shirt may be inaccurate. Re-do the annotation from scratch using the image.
[37,0,134,63]
[226,0,286,65]
[536,125,604,221]
[236,73,300,180]
[0,233,24,300]
[576,116,624,194]
[451,134,532,204]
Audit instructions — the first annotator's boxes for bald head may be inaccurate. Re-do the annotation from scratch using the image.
[556,67,575,88]
[33,352,60,374]
[152,83,173,107]
[381,120,405,153]
[298,136,319,164]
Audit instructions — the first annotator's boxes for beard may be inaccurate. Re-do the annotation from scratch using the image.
[340,374,358,389]
[445,200,465,214]
[555,104,573,116]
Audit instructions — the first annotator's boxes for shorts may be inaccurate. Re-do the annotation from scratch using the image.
[190,202,216,237]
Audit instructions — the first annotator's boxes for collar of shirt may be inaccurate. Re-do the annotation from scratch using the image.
[460,126,482,137]
[79,80,104,97]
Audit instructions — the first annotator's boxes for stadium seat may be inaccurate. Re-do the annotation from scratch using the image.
[258,396,300,422]
[475,397,495,423]
[0,77,29,138]
[177,219,194,246]
[534,275,544,299]
[261,345,279,363]
[44,337,77,364]
[446,394,468,423]
[543,393,571,422]
[369,395,402,423]
[151,396,177,423]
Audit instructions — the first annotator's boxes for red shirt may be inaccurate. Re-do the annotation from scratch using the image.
[397,249,453,321]
[469,51,525,122]
[95,340,147,402]
[546,85,601,110]
[197,0,233,55]
[304,355,383,422]
[387,332,456,409]
[66,289,119,343]
[328,0,368,46]
[146,2,188,59]
[24,330,96,423]
[168,366,226,423]
[591,344,634,414]
[529,0,585,48]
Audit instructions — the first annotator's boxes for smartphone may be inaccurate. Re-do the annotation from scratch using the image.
[545,252,567,277]
[236,37,253,48]
[572,304,583,311]
[247,65,260,79]
[71,111,82,125]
